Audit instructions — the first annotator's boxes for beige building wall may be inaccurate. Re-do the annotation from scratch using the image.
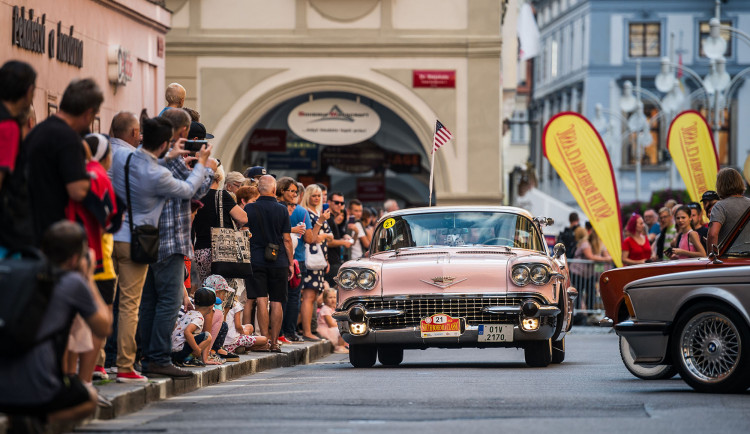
[165,0,504,205]
[1,0,170,132]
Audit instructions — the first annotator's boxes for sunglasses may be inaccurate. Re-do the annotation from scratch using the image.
[285,189,298,194]
[331,200,345,205]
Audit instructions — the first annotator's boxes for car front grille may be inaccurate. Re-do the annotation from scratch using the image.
[347,296,547,329]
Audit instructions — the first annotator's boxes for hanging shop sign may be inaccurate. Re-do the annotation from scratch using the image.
[266,141,318,171]
[287,98,381,146]
[356,176,386,202]
[412,70,456,88]
[107,45,133,86]
[11,6,84,68]
[387,152,422,174]
[321,141,384,174]
[247,129,287,152]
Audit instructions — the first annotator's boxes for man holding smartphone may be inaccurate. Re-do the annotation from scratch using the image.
[347,199,370,260]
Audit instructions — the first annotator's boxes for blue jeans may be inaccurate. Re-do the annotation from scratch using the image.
[282,261,304,337]
[139,254,185,367]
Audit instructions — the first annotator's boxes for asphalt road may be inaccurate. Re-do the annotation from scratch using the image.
[80,328,750,434]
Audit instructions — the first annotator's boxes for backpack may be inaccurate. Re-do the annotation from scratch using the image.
[558,227,577,258]
[0,249,62,356]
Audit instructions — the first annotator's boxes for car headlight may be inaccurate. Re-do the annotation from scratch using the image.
[511,265,530,286]
[338,269,358,290]
[529,264,551,285]
[356,269,377,290]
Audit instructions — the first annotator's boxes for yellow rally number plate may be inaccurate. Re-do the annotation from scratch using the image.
[420,314,462,338]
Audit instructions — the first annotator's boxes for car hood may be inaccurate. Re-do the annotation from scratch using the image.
[369,248,518,295]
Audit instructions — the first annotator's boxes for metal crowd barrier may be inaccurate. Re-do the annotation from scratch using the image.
[567,258,613,321]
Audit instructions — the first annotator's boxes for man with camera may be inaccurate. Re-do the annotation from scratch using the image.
[110,115,213,382]
[135,110,216,379]
[346,199,370,260]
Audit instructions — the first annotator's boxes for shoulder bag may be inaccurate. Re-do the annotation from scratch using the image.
[210,190,253,278]
[305,211,328,270]
[125,153,160,264]
[254,206,280,262]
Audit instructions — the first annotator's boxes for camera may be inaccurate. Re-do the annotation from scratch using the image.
[184,139,208,153]
[665,247,673,256]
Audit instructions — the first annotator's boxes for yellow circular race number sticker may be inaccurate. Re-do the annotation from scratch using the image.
[383,218,396,229]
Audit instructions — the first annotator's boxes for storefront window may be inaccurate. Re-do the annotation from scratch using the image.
[629,23,661,58]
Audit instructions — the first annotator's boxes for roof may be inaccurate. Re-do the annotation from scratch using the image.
[379,205,536,222]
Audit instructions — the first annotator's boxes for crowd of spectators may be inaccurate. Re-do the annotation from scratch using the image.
[0,60,396,431]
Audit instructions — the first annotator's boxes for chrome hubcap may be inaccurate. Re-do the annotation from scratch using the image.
[680,312,740,383]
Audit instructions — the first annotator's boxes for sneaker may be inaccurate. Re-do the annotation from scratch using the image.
[146,363,194,378]
[288,333,304,343]
[218,351,240,362]
[278,336,292,345]
[93,365,109,381]
[181,356,205,367]
[116,371,149,383]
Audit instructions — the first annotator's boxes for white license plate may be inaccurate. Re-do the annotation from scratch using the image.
[478,324,513,342]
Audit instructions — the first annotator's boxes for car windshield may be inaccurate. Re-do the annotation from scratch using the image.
[371,211,546,253]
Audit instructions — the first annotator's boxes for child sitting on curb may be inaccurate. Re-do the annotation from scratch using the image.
[317,288,348,354]
[171,288,221,367]
[224,293,270,353]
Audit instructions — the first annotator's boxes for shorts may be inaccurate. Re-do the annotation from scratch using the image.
[247,265,288,303]
[171,332,208,363]
[95,278,116,304]
[0,374,91,416]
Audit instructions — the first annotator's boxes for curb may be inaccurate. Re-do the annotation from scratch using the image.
[0,340,333,433]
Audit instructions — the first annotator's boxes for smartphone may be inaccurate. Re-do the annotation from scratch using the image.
[184,139,208,152]
[322,203,329,211]
[665,247,673,256]
[348,216,356,224]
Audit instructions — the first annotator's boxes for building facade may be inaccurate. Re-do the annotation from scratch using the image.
[529,0,750,206]
[164,0,504,207]
[1,0,171,133]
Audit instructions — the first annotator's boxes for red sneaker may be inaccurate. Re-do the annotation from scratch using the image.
[116,371,148,383]
[93,365,109,381]
[277,336,292,345]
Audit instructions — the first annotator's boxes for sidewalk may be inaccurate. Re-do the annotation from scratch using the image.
[0,340,333,433]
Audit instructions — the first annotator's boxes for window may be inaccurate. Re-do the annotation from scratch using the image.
[629,22,661,57]
[510,110,529,145]
[699,20,732,58]
[551,40,559,78]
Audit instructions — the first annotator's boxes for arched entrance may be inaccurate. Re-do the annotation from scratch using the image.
[210,75,452,207]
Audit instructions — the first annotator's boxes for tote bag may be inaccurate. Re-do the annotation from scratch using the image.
[210,191,253,278]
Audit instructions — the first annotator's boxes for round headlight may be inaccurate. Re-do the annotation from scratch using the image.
[357,269,377,290]
[511,265,530,286]
[338,269,358,290]
[529,265,550,285]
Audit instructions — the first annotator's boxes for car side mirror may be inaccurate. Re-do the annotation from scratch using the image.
[553,242,566,259]
[708,243,723,264]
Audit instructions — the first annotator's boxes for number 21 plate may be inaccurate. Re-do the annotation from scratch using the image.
[478,324,513,342]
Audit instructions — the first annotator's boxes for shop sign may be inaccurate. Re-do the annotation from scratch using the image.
[10,5,84,68]
[321,142,384,174]
[107,45,133,86]
[287,98,380,146]
[412,70,455,88]
[267,141,318,171]
[387,152,421,174]
[356,177,386,202]
[247,129,287,152]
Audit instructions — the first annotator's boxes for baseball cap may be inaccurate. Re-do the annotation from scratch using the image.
[188,121,214,140]
[701,190,720,202]
[194,288,215,307]
[244,166,267,178]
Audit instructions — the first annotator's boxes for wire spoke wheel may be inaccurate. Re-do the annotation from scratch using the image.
[680,312,740,383]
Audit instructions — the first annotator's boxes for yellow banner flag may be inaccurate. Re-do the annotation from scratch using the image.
[543,112,623,268]
[667,110,719,203]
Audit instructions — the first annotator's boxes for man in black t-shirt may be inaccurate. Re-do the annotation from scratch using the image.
[325,191,352,285]
[243,175,293,352]
[23,78,103,244]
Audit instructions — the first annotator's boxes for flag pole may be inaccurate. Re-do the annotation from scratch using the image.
[428,149,435,206]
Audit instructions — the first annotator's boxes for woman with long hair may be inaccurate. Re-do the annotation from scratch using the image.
[707,167,750,250]
[299,184,333,341]
[621,213,650,266]
[669,205,706,259]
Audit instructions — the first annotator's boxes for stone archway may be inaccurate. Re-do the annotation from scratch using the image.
[210,75,453,195]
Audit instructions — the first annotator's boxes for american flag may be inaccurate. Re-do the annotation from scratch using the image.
[433,120,453,153]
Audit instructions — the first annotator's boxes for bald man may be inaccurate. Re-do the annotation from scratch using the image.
[159,83,186,116]
[109,111,140,153]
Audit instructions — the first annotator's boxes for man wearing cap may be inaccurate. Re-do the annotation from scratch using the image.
[701,190,720,220]
[188,121,214,141]
[244,166,267,183]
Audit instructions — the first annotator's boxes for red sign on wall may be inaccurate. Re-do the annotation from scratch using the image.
[246,129,287,152]
[413,70,456,88]
[356,177,386,202]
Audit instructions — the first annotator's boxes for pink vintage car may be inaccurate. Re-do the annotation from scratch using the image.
[333,206,577,368]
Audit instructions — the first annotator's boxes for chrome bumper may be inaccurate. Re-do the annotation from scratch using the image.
[340,324,557,347]
[614,320,671,364]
